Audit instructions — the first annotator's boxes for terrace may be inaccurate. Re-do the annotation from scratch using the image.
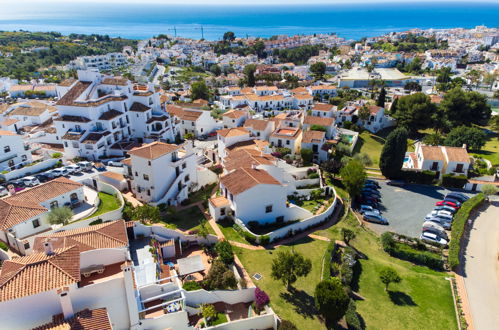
[79,262,124,287]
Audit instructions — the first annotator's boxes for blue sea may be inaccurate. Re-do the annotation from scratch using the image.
[0,1,498,41]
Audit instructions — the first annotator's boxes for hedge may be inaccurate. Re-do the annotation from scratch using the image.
[448,193,485,270]
[441,174,468,188]
[401,170,437,185]
[381,232,444,270]
[345,299,363,330]
[0,241,8,251]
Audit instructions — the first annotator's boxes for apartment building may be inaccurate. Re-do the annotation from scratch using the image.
[0,130,32,171]
[123,141,197,205]
[54,70,176,160]
[68,52,128,71]
[166,104,218,137]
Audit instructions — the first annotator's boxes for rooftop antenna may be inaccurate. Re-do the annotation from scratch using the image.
[195,26,204,39]
[168,26,177,38]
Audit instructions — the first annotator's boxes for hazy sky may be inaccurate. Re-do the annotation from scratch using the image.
[9,0,495,5]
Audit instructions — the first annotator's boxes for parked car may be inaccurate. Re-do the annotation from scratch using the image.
[422,221,446,234]
[386,180,405,186]
[362,188,381,196]
[51,168,69,177]
[363,212,389,225]
[443,197,462,207]
[359,205,380,215]
[364,183,380,190]
[435,201,460,209]
[0,186,8,197]
[445,192,469,203]
[420,231,448,246]
[365,179,380,188]
[429,209,453,218]
[94,162,106,171]
[361,194,380,203]
[434,205,457,214]
[65,164,81,175]
[77,161,93,172]
[360,199,379,208]
[426,217,451,230]
[21,176,40,187]
[207,132,217,137]
[35,173,51,183]
[423,227,449,240]
[107,160,123,167]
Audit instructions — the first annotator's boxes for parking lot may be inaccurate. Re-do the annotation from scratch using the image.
[364,181,475,238]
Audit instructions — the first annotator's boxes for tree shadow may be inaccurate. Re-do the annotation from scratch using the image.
[388,290,417,306]
[350,260,362,293]
[280,286,317,319]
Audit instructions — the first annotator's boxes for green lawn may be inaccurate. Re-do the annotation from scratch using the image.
[216,217,250,244]
[236,210,457,329]
[162,206,215,235]
[234,238,329,329]
[188,183,216,204]
[471,134,499,166]
[84,192,121,219]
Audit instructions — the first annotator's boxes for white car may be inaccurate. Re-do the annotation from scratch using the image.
[65,164,81,175]
[51,168,69,177]
[0,186,8,197]
[422,221,446,233]
[420,231,448,246]
[429,210,453,218]
[21,176,40,187]
[77,161,93,172]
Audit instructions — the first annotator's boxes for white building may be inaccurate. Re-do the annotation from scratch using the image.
[301,130,329,162]
[68,53,128,71]
[4,101,55,128]
[243,118,275,140]
[302,116,337,139]
[269,127,303,155]
[216,127,252,159]
[54,70,176,160]
[0,130,32,171]
[123,141,198,205]
[221,109,249,128]
[166,104,218,138]
[0,177,84,245]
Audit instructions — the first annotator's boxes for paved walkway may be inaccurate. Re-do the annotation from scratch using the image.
[461,201,499,330]
[123,192,143,207]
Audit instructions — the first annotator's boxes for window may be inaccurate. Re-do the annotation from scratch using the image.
[72,141,79,148]
[135,171,138,177]
[184,175,190,182]
[229,193,233,201]
[64,142,68,147]
[4,146,10,153]
[257,132,260,137]
[182,163,186,169]
[21,155,27,161]
[32,219,40,228]
[265,205,273,213]
[8,160,14,167]
[143,174,149,181]
[50,201,58,209]
[147,189,151,196]
[148,161,151,166]
[286,140,290,145]
[220,208,226,216]
[191,122,194,126]
[276,216,284,223]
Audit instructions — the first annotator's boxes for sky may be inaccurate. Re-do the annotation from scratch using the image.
[8,0,497,5]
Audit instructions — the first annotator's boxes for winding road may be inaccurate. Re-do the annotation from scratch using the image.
[463,201,499,330]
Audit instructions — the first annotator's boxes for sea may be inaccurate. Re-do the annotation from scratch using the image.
[0,1,498,41]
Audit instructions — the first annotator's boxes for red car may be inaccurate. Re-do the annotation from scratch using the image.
[435,201,460,209]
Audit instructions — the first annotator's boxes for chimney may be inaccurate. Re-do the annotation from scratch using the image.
[57,287,74,320]
[43,239,54,256]
[462,144,467,150]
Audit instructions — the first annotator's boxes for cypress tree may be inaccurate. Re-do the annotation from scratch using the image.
[379,127,408,179]
[377,87,387,107]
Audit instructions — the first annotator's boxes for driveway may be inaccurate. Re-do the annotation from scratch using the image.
[463,201,499,330]
[364,181,473,238]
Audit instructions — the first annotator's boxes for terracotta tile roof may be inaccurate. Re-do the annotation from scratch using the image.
[444,147,469,163]
[54,115,91,123]
[82,131,110,144]
[217,127,250,138]
[255,86,278,91]
[0,246,80,301]
[294,94,313,100]
[222,109,247,119]
[244,119,271,131]
[121,158,132,166]
[101,77,128,86]
[33,220,128,253]
[129,102,151,112]
[291,87,308,94]
[9,85,33,92]
[0,177,83,230]
[56,81,92,106]
[166,104,203,121]
[98,109,123,120]
[224,149,275,171]
[58,78,76,87]
[302,130,326,144]
[313,103,334,112]
[209,196,230,208]
[421,145,445,161]
[9,102,55,116]
[220,167,281,195]
[271,127,302,140]
[0,118,19,127]
[32,308,112,330]
[367,105,383,114]
[100,171,125,181]
[310,85,336,90]
[304,116,334,127]
[226,139,269,152]
[128,141,179,160]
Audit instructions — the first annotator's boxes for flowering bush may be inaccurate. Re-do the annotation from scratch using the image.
[255,287,270,308]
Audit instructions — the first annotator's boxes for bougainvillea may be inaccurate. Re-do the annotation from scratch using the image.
[255,287,270,307]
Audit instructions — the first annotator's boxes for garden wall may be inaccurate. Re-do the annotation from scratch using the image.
[184,288,255,306]
[0,158,58,181]
[133,222,219,246]
[207,313,277,330]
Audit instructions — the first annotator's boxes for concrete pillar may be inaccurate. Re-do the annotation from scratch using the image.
[122,263,140,329]
[57,287,74,320]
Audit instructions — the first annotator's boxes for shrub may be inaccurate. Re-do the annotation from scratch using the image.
[345,299,363,330]
[51,152,62,159]
[203,260,238,290]
[278,320,298,330]
[380,232,395,251]
[243,231,257,244]
[254,287,270,308]
[401,170,437,184]
[308,172,319,179]
[259,235,270,245]
[0,241,8,251]
[314,277,349,323]
[448,194,485,270]
[182,281,202,291]
[209,164,223,175]
[89,219,103,226]
[215,240,234,265]
[442,174,468,189]
[381,232,443,269]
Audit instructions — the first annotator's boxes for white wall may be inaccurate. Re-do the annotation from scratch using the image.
[184,288,255,306]
[196,167,218,188]
[133,222,218,246]
[138,310,190,330]
[80,248,128,269]
[207,313,276,330]
[0,158,58,181]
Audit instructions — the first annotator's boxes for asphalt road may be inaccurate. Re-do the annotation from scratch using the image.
[463,201,499,330]
[365,181,473,238]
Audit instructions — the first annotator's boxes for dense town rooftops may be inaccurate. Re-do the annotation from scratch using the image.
[224,149,275,171]
[302,130,326,144]
[244,118,271,131]
[0,246,81,301]
[166,104,203,121]
[129,102,151,112]
[32,308,112,330]
[313,103,335,112]
[444,146,470,163]
[271,127,302,140]
[217,127,250,138]
[128,141,180,160]
[304,115,334,126]
[220,167,281,195]
[8,102,56,116]
[222,109,247,119]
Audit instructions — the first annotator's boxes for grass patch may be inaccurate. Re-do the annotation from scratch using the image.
[210,313,228,326]
[234,237,329,329]
[188,183,216,204]
[162,206,215,235]
[471,134,499,166]
[290,198,325,213]
[217,218,250,244]
[84,192,121,219]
